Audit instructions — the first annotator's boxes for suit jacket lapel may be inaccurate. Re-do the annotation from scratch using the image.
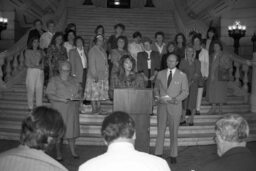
[167,69,178,89]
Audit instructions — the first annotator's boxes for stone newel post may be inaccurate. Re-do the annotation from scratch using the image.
[251,52,256,112]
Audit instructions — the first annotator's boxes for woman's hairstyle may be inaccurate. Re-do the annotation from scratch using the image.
[192,34,202,45]
[93,34,104,44]
[94,25,105,35]
[155,31,165,39]
[46,20,55,28]
[215,114,249,143]
[64,30,76,43]
[206,27,218,40]
[20,106,65,151]
[166,41,176,53]
[114,23,125,30]
[27,37,40,50]
[74,36,85,47]
[212,40,223,51]
[33,19,42,26]
[185,44,195,59]
[50,32,64,46]
[101,111,135,144]
[189,30,197,37]
[132,31,142,39]
[117,36,127,49]
[65,23,76,33]
[118,55,136,81]
[58,60,71,72]
[174,33,186,47]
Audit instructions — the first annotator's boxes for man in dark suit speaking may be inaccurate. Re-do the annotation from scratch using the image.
[154,54,189,164]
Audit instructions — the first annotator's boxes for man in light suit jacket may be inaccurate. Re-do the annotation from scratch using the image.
[137,37,161,88]
[154,54,189,164]
[69,36,88,93]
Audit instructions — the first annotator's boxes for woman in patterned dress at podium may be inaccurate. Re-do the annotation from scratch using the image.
[109,55,145,99]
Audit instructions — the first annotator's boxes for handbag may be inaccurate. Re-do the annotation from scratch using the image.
[217,55,229,81]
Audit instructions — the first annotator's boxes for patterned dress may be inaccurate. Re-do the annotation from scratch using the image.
[47,45,68,77]
[85,45,109,101]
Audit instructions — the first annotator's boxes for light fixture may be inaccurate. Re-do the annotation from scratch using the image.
[0,17,8,40]
[114,0,120,5]
[228,20,246,54]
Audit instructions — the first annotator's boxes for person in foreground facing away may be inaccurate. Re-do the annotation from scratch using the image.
[109,55,145,99]
[154,54,189,164]
[78,111,171,171]
[0,106,67,171]
[46,61,82,161]
[200,114,256,171]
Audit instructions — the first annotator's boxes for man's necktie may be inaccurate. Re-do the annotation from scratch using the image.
[167,70,172,87]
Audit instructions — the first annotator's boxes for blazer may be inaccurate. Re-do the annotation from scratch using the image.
[0,145,68,171]
[151,42,167,57]
[69,48,87,83]
[200,147,256,171]
[137,51,161,77]
[154,68,189,103]
[87,45,108,80]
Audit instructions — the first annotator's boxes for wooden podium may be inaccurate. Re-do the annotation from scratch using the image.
[113,88,153,152]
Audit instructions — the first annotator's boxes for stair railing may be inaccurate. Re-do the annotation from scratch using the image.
[0,0,68,90]
[173,0,255,111]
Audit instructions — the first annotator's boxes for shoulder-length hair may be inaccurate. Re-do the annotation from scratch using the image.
[212,40,223,51]
[64,30,76,42]
[94,25,105,35]
[20,106,65,151]
[174,33,187,47]
[27,37,40,50]
[50,32,64,47]
[118,55,136,81]
[206,27,218,40]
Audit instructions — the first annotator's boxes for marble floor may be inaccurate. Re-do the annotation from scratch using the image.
[0,140,256,171]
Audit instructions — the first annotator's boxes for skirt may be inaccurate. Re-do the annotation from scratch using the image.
[84,78,109,101]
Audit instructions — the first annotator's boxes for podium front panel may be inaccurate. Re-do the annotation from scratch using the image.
[113,88,152,152]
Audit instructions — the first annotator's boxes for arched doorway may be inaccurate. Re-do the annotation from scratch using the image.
[107,0,131,8]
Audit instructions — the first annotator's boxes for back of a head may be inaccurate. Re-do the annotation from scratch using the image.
[101,111,135,144]
[20,106,65,151]
[215,114,249,143]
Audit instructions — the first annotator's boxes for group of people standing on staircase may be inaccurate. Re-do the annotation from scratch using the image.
[24,18,232,161]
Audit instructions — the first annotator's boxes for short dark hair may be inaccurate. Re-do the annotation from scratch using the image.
[65,30,76,42]
[27,37,40,50]
[207,27,218,40]
[95,25,105,35]
[192,34,202,45]
[65,23,76,33]
[117,36,128,50]
[174,33,186,47]
[166,41,176,53]
[132,31,142,39]
[74,36,85,47]
[114,23,125,30]
[46,20,55,28]
[33,19,42,26]
[50,32,64,46]
[155,31,165,39]
[212,40,223,51]
[101,111,135,144]
[20,106,65,150]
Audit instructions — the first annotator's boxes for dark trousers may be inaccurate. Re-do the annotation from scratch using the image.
[81,68,90,105]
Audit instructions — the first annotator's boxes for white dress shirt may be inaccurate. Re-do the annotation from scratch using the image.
[77,47,87,68]
[155,42,166,54]
[167,67,176,79]
[79,141,171,171]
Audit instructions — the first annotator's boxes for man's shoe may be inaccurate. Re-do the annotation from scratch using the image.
[169,157,177,164]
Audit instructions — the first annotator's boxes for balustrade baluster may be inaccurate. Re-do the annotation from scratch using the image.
[5,56,12,81]
[242,64,249,92]
[0,57,6,88]
[234,61,241,86]
[12,54,19,75]
[19,50,25,70]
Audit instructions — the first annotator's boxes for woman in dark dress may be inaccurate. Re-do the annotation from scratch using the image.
[179,45,202,125]
[174,33,186,61]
